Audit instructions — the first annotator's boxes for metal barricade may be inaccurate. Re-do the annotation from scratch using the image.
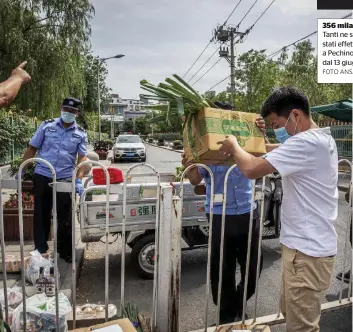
[159,159,352,332]
[71,160,110,329]
[121,164,160,331]
[179,164,215,330]
[0,158,59,331]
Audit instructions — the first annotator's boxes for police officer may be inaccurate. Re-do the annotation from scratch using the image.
[21,97,87,263]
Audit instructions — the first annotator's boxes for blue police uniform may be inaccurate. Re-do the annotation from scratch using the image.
[199,165,253,215]
[29,97,87,261]
[199,165,262,324]
[30,118,87,179]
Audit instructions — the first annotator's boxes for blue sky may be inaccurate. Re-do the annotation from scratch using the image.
[90,0,350,98]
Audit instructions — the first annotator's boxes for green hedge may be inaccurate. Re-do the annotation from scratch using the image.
[151,132,182,141]
[87,130,109,143]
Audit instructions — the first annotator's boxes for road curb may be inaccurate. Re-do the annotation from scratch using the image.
[145,142,183,154]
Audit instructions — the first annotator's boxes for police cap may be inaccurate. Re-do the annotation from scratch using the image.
[62,97,82,111]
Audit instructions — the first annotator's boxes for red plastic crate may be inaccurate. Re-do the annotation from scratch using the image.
[92,167,124,185]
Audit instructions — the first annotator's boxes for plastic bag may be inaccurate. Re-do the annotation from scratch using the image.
[0,286,23,306]
[25,250,53,285]
[11,292,72,332]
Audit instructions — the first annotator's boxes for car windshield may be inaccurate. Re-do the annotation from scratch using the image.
[116,136,141,143]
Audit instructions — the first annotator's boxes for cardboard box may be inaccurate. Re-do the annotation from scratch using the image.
[70,318,136,332]
[183,108,266,165]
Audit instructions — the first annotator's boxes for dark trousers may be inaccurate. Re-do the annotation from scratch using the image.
[33,174,72,257]
[209,213,263,324]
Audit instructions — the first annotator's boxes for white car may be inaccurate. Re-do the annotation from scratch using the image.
[113,135,146,162]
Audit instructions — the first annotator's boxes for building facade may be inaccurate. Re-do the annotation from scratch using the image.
[102,94,149,134]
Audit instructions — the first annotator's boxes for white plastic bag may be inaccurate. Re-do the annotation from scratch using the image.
[25,250,53,285]
[0,286,23,306]
[11,292,72,332]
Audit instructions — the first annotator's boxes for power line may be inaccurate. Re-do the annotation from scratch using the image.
[187,47,220,82]
[266,31,317,58]
[251,0,275,27]
[183,0,243,79]
[188,0,257,85]
[266,12,352,59]
[222,0,244,27]
[183,43,211,79]
[235,0,276,45]
[236,0,258,28]
[206,75,230,92]
[192,58,222,86]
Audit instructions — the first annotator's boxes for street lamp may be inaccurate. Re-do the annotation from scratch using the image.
[97,54,125,141]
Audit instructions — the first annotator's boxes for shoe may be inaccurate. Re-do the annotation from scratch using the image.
[336,271,351,283]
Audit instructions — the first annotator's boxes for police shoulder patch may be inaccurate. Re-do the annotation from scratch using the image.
[44,118,55,124]
[78,126,86,133]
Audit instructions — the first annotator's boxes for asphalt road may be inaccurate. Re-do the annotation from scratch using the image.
[77,144,352,332]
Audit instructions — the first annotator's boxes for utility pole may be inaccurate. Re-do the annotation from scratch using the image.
[214,25,245,110]
[229,29,236,110]
[97,54,125,141]
[97,65,101,141]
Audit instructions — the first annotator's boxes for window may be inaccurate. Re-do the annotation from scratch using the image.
[116,135,141,143]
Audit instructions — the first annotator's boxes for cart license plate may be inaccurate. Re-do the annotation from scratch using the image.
[137,205,156,216]
[126,153,134,156]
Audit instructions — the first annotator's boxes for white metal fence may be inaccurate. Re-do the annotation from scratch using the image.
[0,158,351,331]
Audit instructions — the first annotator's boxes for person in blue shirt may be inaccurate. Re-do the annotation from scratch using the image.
[21,97,87,263]
[181,120,265,324]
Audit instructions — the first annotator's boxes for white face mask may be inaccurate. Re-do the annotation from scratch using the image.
[61,110,76,123]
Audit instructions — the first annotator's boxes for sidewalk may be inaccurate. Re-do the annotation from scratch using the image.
[0,218,84,301]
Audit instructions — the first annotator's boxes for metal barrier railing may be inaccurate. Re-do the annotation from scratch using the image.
[0,158,59,331]
[1,157,350,332]
[338,159,353,302]
[161,160,353,331]
[121,163,160,331]
[71,160,110,329]
[177,165,267,331]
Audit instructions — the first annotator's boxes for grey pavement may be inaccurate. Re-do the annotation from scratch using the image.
[76,144,352,332]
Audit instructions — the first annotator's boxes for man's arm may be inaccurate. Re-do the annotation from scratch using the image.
[0,62,31,106]
[76,154,88,180]
[181,153,203,185]
[218,136,276,179]
[22,145,38,163]
[265,143,281,152]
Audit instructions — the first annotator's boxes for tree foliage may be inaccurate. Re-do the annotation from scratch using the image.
[211,40,352,114]
[0,0,110,125]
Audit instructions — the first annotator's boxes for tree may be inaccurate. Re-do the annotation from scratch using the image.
[123,121,133,133]
[82,50,111,116]
[210,40,352,114]
[233,49,280,112]
[0,0,95,118]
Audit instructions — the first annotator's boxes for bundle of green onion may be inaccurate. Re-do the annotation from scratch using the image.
[140,74,218,125]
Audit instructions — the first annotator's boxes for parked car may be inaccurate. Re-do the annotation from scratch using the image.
[113,134,146,162]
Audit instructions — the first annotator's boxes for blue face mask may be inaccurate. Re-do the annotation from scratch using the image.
[274,113,296,144]
[274,127,291,144]
[61,111,76,124]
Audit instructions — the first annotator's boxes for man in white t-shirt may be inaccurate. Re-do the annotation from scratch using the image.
[218,86,338,332]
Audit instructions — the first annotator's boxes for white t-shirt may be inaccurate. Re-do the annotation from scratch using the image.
[264,127,338,257]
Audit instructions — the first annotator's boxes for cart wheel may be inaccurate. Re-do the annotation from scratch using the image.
[130,234,155,279]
